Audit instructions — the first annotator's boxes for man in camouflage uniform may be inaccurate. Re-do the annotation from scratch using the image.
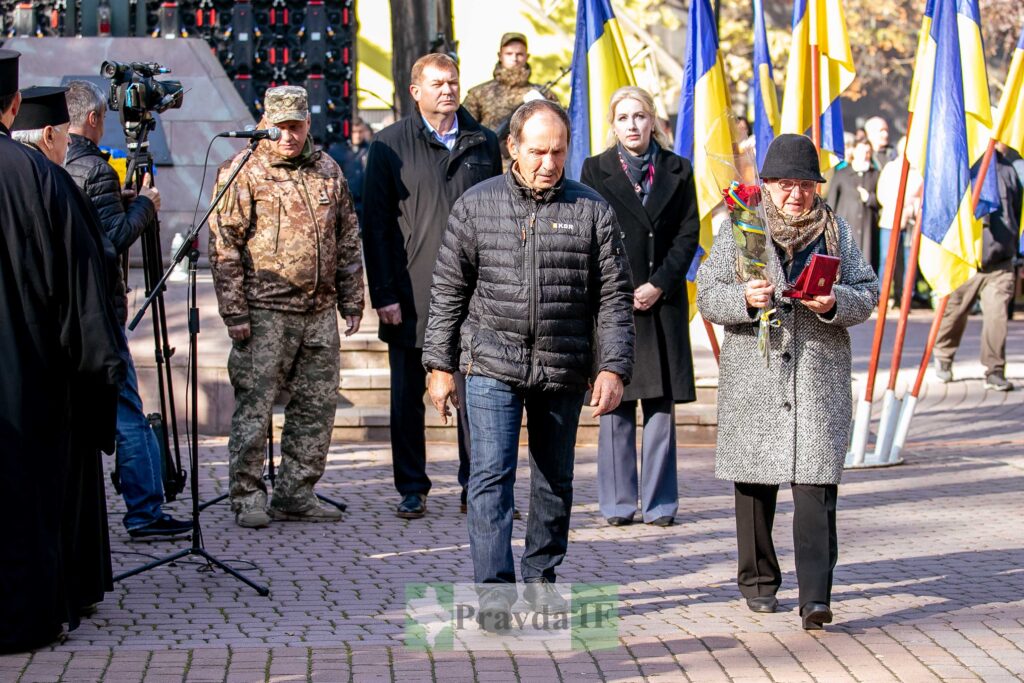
[462,33,559,165]
[209,86,364,528]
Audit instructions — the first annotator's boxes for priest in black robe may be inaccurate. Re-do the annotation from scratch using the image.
[0,50,126,653]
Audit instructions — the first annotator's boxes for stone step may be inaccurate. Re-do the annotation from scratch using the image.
[273,403,718,446]
[339,332,388,369]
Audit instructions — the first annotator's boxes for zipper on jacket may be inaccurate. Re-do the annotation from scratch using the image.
[526,209,538,385]
[298,171,323,297]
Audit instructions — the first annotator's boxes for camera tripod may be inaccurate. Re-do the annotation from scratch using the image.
[117,133,269,596]
[111,115,187,504]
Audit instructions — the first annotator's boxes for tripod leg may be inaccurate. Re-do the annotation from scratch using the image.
[316,494,347,512]
[197,492,229,511]
[193,549,269,596]
[266,424,275,485]
[114,547,192,583]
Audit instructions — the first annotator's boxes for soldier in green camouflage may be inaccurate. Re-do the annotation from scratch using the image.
[462,33,559,165]
[208,85,364,528]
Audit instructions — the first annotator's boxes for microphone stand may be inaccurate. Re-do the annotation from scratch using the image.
[118,137,268,596]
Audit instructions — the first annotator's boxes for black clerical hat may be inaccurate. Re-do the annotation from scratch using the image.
[0,49,18,97]
[12,86,70,131]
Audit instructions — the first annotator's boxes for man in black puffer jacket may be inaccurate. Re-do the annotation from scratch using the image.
[423,100,634,629]
[63,80,190,540]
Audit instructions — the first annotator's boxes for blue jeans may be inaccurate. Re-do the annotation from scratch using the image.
[115,347,165,530]
[465,375,585,584]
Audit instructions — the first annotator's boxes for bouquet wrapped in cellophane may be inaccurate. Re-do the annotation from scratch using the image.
[706,115,779,366]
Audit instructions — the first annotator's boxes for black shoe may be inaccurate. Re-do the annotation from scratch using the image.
[800,602,833,630]
[648,516,674,527]
[396,494,427,519]
[606,516,633,526]
[477,589,514,633]
[512,508,522,520]
[523,579,569,613]
[127,515,192,539]
[745,596,778,613]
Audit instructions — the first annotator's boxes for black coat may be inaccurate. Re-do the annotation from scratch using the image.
[422,172,635,392]
[826,165,880,268]
[65,133,155,326]
[0,125,125,652]
[580,147,700,403]
[982,153,1023,271]
[362,107,502,348]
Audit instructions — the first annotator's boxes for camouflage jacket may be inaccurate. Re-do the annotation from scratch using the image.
[208,138,364,326]
[462,63,559,132]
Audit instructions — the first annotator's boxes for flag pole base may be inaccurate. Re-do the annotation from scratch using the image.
[871,389,901,462]
[844,453,905,469]
[846,398,872,466]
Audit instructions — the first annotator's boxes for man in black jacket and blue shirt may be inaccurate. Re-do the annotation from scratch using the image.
[362,53,502,519]
[423,100,635,630]
[63,80,190,539]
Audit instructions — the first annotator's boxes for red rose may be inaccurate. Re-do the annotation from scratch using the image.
[737,183,762,207]
[722,187,738,210]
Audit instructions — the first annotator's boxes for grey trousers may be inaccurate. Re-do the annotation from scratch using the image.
[597,397,678,522]
[933,262,1015,376]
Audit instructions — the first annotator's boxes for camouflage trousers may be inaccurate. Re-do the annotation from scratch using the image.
[227,307,340,514]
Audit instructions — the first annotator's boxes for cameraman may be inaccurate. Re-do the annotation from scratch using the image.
[64,80,190,539]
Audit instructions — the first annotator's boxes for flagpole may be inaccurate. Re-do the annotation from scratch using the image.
[703,318,721,364]
[848,112,916,466]
[887,138,999,463]
[810,44,822,152]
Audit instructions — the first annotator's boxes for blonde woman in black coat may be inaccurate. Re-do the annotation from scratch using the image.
[580,86,700,527]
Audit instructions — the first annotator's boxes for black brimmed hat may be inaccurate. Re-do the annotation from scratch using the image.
[0,49,19,97]
[12,86,70,131]
[759,133,826,183]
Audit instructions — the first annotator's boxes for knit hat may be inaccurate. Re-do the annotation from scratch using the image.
[759,133,826,182]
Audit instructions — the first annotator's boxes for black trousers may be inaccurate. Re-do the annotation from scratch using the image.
[388,346,470,497]
[734,482,838,608]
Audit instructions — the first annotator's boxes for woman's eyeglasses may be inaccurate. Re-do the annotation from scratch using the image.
[774,179,818,193]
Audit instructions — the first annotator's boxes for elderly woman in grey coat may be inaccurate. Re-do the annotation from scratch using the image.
[696,134,878,630]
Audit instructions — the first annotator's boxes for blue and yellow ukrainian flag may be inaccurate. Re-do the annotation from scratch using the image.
[752,0,780,171]
[674,0,734,320]
[780,0,856,169]
[993,25,1024,156]
[907,0,999,295]
[567,0,635,179]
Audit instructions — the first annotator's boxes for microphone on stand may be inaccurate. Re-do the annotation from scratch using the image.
[219,126,281,140]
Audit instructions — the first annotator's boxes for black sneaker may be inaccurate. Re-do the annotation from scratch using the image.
[523,579,569,613]
[984,373,1014,392]
[934,359,953,383]
[127,515,192,539]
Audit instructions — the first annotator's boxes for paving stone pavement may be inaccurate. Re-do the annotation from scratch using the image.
[2,315,1023,682]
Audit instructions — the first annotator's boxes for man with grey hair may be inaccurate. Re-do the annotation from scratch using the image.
[63,79,190,539]
[864,116,895,168]
[423,99,634,629]
[11,85,71,164]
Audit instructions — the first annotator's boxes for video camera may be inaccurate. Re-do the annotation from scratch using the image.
[101,60,184,123]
